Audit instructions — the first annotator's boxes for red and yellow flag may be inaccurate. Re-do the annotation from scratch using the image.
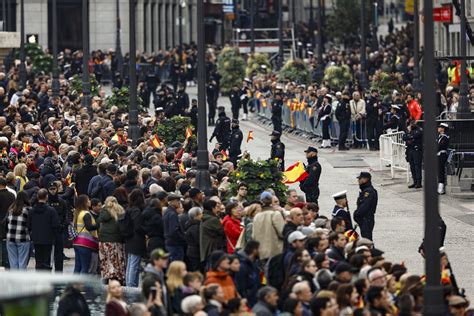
[150,135,162,149]
[22,143,30,153]
[261,99,267,107]
[246,131,254,143]
[220,150,228,161]
[111,133,127,145]
[185,127,193,139]
[255,91,262,99]
[90,149,99,158]
[344,229,359,242]
[65,172,72,186]
[282,161,309,184]
[179,162,186,175]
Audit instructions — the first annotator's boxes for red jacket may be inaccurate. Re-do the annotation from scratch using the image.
[407,100,422,121]
[204,270,239,302]
[222,215,242,254]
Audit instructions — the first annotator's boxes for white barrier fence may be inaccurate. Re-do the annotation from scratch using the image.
[379,131,410,182]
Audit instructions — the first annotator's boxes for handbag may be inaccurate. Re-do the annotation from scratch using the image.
[67,223,84,241]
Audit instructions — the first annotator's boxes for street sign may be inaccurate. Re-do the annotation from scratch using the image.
[433,6,452,23]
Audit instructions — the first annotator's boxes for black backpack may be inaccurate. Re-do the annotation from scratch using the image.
[266,253,286,289]
[117,210,134,239]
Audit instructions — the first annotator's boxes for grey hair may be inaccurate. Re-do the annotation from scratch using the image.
[292,281,310,294]
[188,207,203,220]
[257,286,278,302]
[181,295,203,314]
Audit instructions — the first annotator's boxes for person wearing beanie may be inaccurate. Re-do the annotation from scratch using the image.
[204,250,239,302]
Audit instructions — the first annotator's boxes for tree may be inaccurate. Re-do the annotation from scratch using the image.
[246,53,272,78]
[326,0,372,43]
[69,74,100,97]
[154,116,195,147]
[279,59,311,84]
[105,86,143,112]
[217,46,246,93]
[323,65,353,91]
[370,70,403,100]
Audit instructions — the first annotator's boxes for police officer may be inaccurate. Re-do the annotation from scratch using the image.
[206,77,218,125]
[210,106,231,151]
[271,90,283,133]
[270,130,285,171]
[366,88,381,150]
[403,121,423,188]
[437,123,450,195]
[175,83,190,116]
[383,105,400,133]
[229,85,241,120]
[229,119,243,166]
[299,146,322,203]
[335,91,351,151]
[353,172,378,241]
[331,190,353,231]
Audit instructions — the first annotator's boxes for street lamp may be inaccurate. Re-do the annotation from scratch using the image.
[51,0,60,97]
[309,0,315,49]
[195,0,211,190]
[412,0,421,92]
[81,0,91,111]
[250,0,255,53]
[458,0,470,117]
[314,0,324,82]
[359,0,368,90]
[277,0,283,69]
[129,0,140,143]
[116,0,124,80]
[179,0,184,51]
[422,0,444,314]
[19,0,26,90]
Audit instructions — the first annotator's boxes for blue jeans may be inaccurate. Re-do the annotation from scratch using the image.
[126,254,141,287]
[6,241,30,269]
[166,245,185,263]
[74,246,92,274]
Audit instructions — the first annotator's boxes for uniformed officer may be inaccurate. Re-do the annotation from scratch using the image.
[175,83,190,116]
[437,123,450,195]
[271,91,283,133]
[229,85,241,120]
[331,190,353,231]
[353,172,378,241]
[229,119,243,166]
[383,104,400,133]
[299,146,322,203]
[403,121,423,188]
[210,106,231,151]
[335,91,352,151]
[206,77,219,125]
[270,130,285,171]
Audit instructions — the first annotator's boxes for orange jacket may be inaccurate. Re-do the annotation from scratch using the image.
[204,271,239,302]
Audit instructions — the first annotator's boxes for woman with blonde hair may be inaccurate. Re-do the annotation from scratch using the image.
[166,260,188,314]
[98,196,127,284]
[105,279,128,316]
[13,163,28,192]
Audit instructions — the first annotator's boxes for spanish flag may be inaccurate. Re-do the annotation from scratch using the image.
[185,127,193,139]
[220,150,228,161]
[255,91,262,99]
[90,149,99,158]
[282,161,309,184]
[102,140,109,148]
[111,133,127,145]
[150,135,162,149]
[344,228,359,242]
[65,172,72,186]
[22,143,30,153]
[179,162,186,175]
[246,131,254,143]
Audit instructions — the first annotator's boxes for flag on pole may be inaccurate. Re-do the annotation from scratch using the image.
[246,131,254,143]
[282,161,309,184]
[185,127,193,139]
[150,135,162,148]
[65,172,72,186]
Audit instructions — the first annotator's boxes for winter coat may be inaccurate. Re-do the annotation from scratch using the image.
[0,188,16,239]
[97,208,124,243]
[204,270,239,302]
[74,163,98,196]
[142,205,165,255]
[163,206,186,247]
[27,202,60,245]
[251,207,285,260]
[222,215,242,254]
[184,219,201,260]
[350,99,367,121]
[252,301,276,316]
[235,250,261,307]
[87,174,117,203]
[200,209,226,261]
[124,206,147,257]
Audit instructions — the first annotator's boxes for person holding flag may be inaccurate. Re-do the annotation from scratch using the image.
[229,119,243,166]
[299,146,322,204]
[269,131,285,171]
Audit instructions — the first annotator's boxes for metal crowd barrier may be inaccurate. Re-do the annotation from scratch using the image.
[379,131,410,181]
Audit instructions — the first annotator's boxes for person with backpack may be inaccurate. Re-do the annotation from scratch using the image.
[124,188,147,287]
[87,163,117,203]
[98,196,126,285]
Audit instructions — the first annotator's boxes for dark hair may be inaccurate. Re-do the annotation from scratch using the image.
[183,272,203,286]
[306,237,322,253]
[307,202,319,212]
[142,275,157,299]
[75,194,90,211]
[366,286,384,305]
[282,298,300,314]
[9,191,30,216]
[37,188,48,201]
[328,231,342,245]
[244,240,260,255]
[203,199,217,212]
[202,284,221,303]
[310,297,331,316]
[146,198,162,211]
[330,216,345,231]
[225,202,239,216]
[227,254,239,265]
[313,253,328,269]
[90,198,101,207]
[128,188,146,210]
[237,182,247,189]
[336,284,354,308]
[113,187,129,207]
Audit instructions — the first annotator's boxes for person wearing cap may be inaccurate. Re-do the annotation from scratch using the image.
[284,230,308,268]
[350,91,367,148]
[206,77,219,125]
[228,119,243,166]
[383,105,400,133]
[331,190,353,230]
[403,121,423,189]
[318,94,333,148]
[163,193,186,262]
[437,123,450,194]
[271,91,283,133]
[210,106,231,151]
[204,250,239,302]
[299,146,322,203]
[270,130,285,171]
[143,248,170,309]
[448,295,470,315]
[353,172,378,241]
[335,91,352,151]
[365,88,381,151]
[229,84,241,120]
[47,181,69,272]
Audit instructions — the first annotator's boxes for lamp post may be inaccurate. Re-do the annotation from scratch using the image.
[179,0,183,50]
[81,0,91,111]
[129,0,139,143]
[458,0,470,117]
[314,0,324,82]
[309,0,315,49]
[19,0,26,90]
[412,0,421,92]
[250,0,255,53]
[359,0,368,90]
[195,0,211,190]
[277,0,283,69]
[2,0,5,31]
[51,0,60,97]
[422,0,444,314]
[116,0,124,79]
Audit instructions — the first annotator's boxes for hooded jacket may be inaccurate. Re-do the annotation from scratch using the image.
[200,209,226,261]
[204,270,238,302]
[27,202,60,245]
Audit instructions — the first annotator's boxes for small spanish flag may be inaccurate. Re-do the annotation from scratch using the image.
[282,161,309,184]
[344,228,359,242]
[246,131,254,143]
[111,133,127,145]
[150,135,162,149]
[102,140,109,148]
[220,150,228,161]
[90,149,99,158]
[185,127,193,139]
[65,172,72,186]
[22,143,30,153]
[179,162,186,175]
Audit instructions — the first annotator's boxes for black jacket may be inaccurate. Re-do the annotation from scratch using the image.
[229,90,241,109]
[74,163,98,196]
[27,202,60,245]
[299,157,322,194]
[211,113,231,144]
[56,286,91,316]
[235,250,261,307]
[354,182,378,223]
[48,194,69,231]
[163,206,186,247]
[0,189,15,238]
[124,206,147,257]
[184,219,201,259]
[229,127,243,157]
[142,205,165,256]
[336,99,351,123]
